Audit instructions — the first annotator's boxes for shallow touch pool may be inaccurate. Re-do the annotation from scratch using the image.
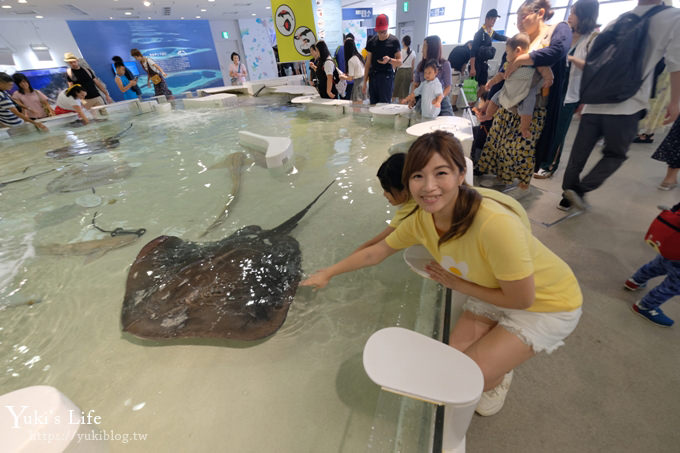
[0,99,442,452]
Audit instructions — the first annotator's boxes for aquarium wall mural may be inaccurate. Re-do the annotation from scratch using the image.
[67,20,224,101]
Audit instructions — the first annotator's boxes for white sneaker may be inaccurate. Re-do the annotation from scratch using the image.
[475,370,513,416]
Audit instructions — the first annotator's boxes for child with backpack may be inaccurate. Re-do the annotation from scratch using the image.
[625,203,680,327]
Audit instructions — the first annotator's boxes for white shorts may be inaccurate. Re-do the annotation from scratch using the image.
[462,297,582,354]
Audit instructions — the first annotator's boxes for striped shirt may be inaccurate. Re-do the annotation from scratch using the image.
[0,90,23,127]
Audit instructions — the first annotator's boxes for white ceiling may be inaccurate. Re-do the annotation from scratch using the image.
[0,0,394,21]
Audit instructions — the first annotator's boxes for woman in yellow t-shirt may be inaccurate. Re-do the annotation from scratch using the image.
[302,131,582,417]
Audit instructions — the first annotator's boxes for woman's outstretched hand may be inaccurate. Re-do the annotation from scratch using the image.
[424,261,462,290]
[300,269,332,290]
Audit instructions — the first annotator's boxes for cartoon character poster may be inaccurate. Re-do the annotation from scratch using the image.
[271,0,318,62]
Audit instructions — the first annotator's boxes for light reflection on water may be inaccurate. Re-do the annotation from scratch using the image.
[0,100,434,452]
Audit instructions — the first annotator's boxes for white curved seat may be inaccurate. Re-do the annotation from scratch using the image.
[363,327,483,453]
[406,116,475,157]
[183,93,238,109]
[0,385,108,452]
[238,131,293,168]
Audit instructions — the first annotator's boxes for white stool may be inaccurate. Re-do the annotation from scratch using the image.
[363,327,483,453]
[0,385,108,452]
[238,131,293,168]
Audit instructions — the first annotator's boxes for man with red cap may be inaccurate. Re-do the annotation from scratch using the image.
[362,14,402,104]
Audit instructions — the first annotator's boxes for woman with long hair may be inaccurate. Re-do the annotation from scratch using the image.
[11,73,54,119]
[343,37,365,102]
[392,35,416,102]
[55,84,91,125]
[477,0,571,196]
[309,40,338,99]
[401,35,454,116]
[302,131,582,417]
[535,0,599,180]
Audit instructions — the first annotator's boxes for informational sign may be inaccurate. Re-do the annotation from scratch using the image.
[271,0,318,62]
[429,7,445,17]
[342,8,373,20]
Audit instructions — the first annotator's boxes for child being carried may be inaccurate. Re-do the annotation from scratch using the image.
[402,59,443,119]
[480,33,553,138]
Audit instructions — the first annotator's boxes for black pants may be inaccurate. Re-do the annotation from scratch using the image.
[562,111,643,196]
[474,61,489,86]
[368,71,394,105]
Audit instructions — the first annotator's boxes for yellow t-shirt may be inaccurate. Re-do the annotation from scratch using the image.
[389,198,418,228]
[385,191,582,313]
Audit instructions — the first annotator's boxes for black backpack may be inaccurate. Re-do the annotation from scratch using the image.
[580,4,668,104]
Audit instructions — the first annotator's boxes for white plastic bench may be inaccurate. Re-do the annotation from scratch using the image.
[363,327,483,453]
[237,131,293,168]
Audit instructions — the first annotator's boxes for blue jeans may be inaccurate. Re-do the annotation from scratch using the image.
[632,255,680,310]
[368,71,394,105]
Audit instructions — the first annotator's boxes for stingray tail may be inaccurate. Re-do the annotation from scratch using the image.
[111,123,133,140]
[269,180,335,236]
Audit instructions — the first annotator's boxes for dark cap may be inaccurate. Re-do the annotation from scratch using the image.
[486,9,501,19]
[375,14,389,32]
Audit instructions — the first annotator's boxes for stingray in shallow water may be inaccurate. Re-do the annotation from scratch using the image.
[46,123,132,159]
[46,162,133,193]
[121,180,335,341]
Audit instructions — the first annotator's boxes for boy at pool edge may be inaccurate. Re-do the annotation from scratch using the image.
[302,131,582,416]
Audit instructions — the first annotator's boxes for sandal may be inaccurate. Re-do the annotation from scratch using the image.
[533,168,554,179]
[633,134,654,144]
[657,182,677,191]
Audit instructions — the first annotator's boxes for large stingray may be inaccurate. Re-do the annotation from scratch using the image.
[121,180,335,341]
[46,123,132,159]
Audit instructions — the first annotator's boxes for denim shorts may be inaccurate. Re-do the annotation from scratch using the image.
[463,297,582,354]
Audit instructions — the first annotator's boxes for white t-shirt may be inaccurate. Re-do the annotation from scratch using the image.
[583,5,680,115]
[56,90,82,111]
[347,55,364,79]
[323,59,335,75]
[564,31,597,104]
[401,49,416,69]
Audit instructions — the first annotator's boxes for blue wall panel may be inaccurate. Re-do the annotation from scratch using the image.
[67,20,223,101]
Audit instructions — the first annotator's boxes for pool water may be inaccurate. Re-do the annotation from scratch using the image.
[0,99,441,452]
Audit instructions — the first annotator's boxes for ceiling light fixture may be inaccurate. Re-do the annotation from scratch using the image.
[18,0,28,4]
[266,6,271,9]
[200,8,206,12]
[143,1,151,6]
[124,11,132,15]
[251,13,255,16]
[1,5,12,8]
[35,15,43,18]
[195,15,200,18]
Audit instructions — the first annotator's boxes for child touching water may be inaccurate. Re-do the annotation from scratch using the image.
[402,59,443,119]
[481,33,553,138]
[353,153,416,252]
[302,131,582,416]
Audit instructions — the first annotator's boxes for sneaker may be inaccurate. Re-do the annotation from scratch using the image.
[632,302,674,327]
[533,168,554,179]
[475,370,513,416]
[624,278,646,291]
[557,198,571,211]
[563,189,588,211]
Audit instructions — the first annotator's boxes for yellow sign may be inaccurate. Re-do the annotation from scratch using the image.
[271,0,318,62]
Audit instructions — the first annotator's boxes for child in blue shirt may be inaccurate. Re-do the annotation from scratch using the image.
[410,59,443,119]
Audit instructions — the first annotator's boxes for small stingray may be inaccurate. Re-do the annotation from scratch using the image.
[46,123,132,159]
[200,152,247,238]
[121,180,335,341]
[35,204,85,229]
[46,162,133,193]
[36,234,143,264]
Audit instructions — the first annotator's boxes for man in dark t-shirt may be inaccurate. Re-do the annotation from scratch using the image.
[470,9,507,87]
[64,52,112,107]
[448,41,472,109]
[362,14,402,104]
